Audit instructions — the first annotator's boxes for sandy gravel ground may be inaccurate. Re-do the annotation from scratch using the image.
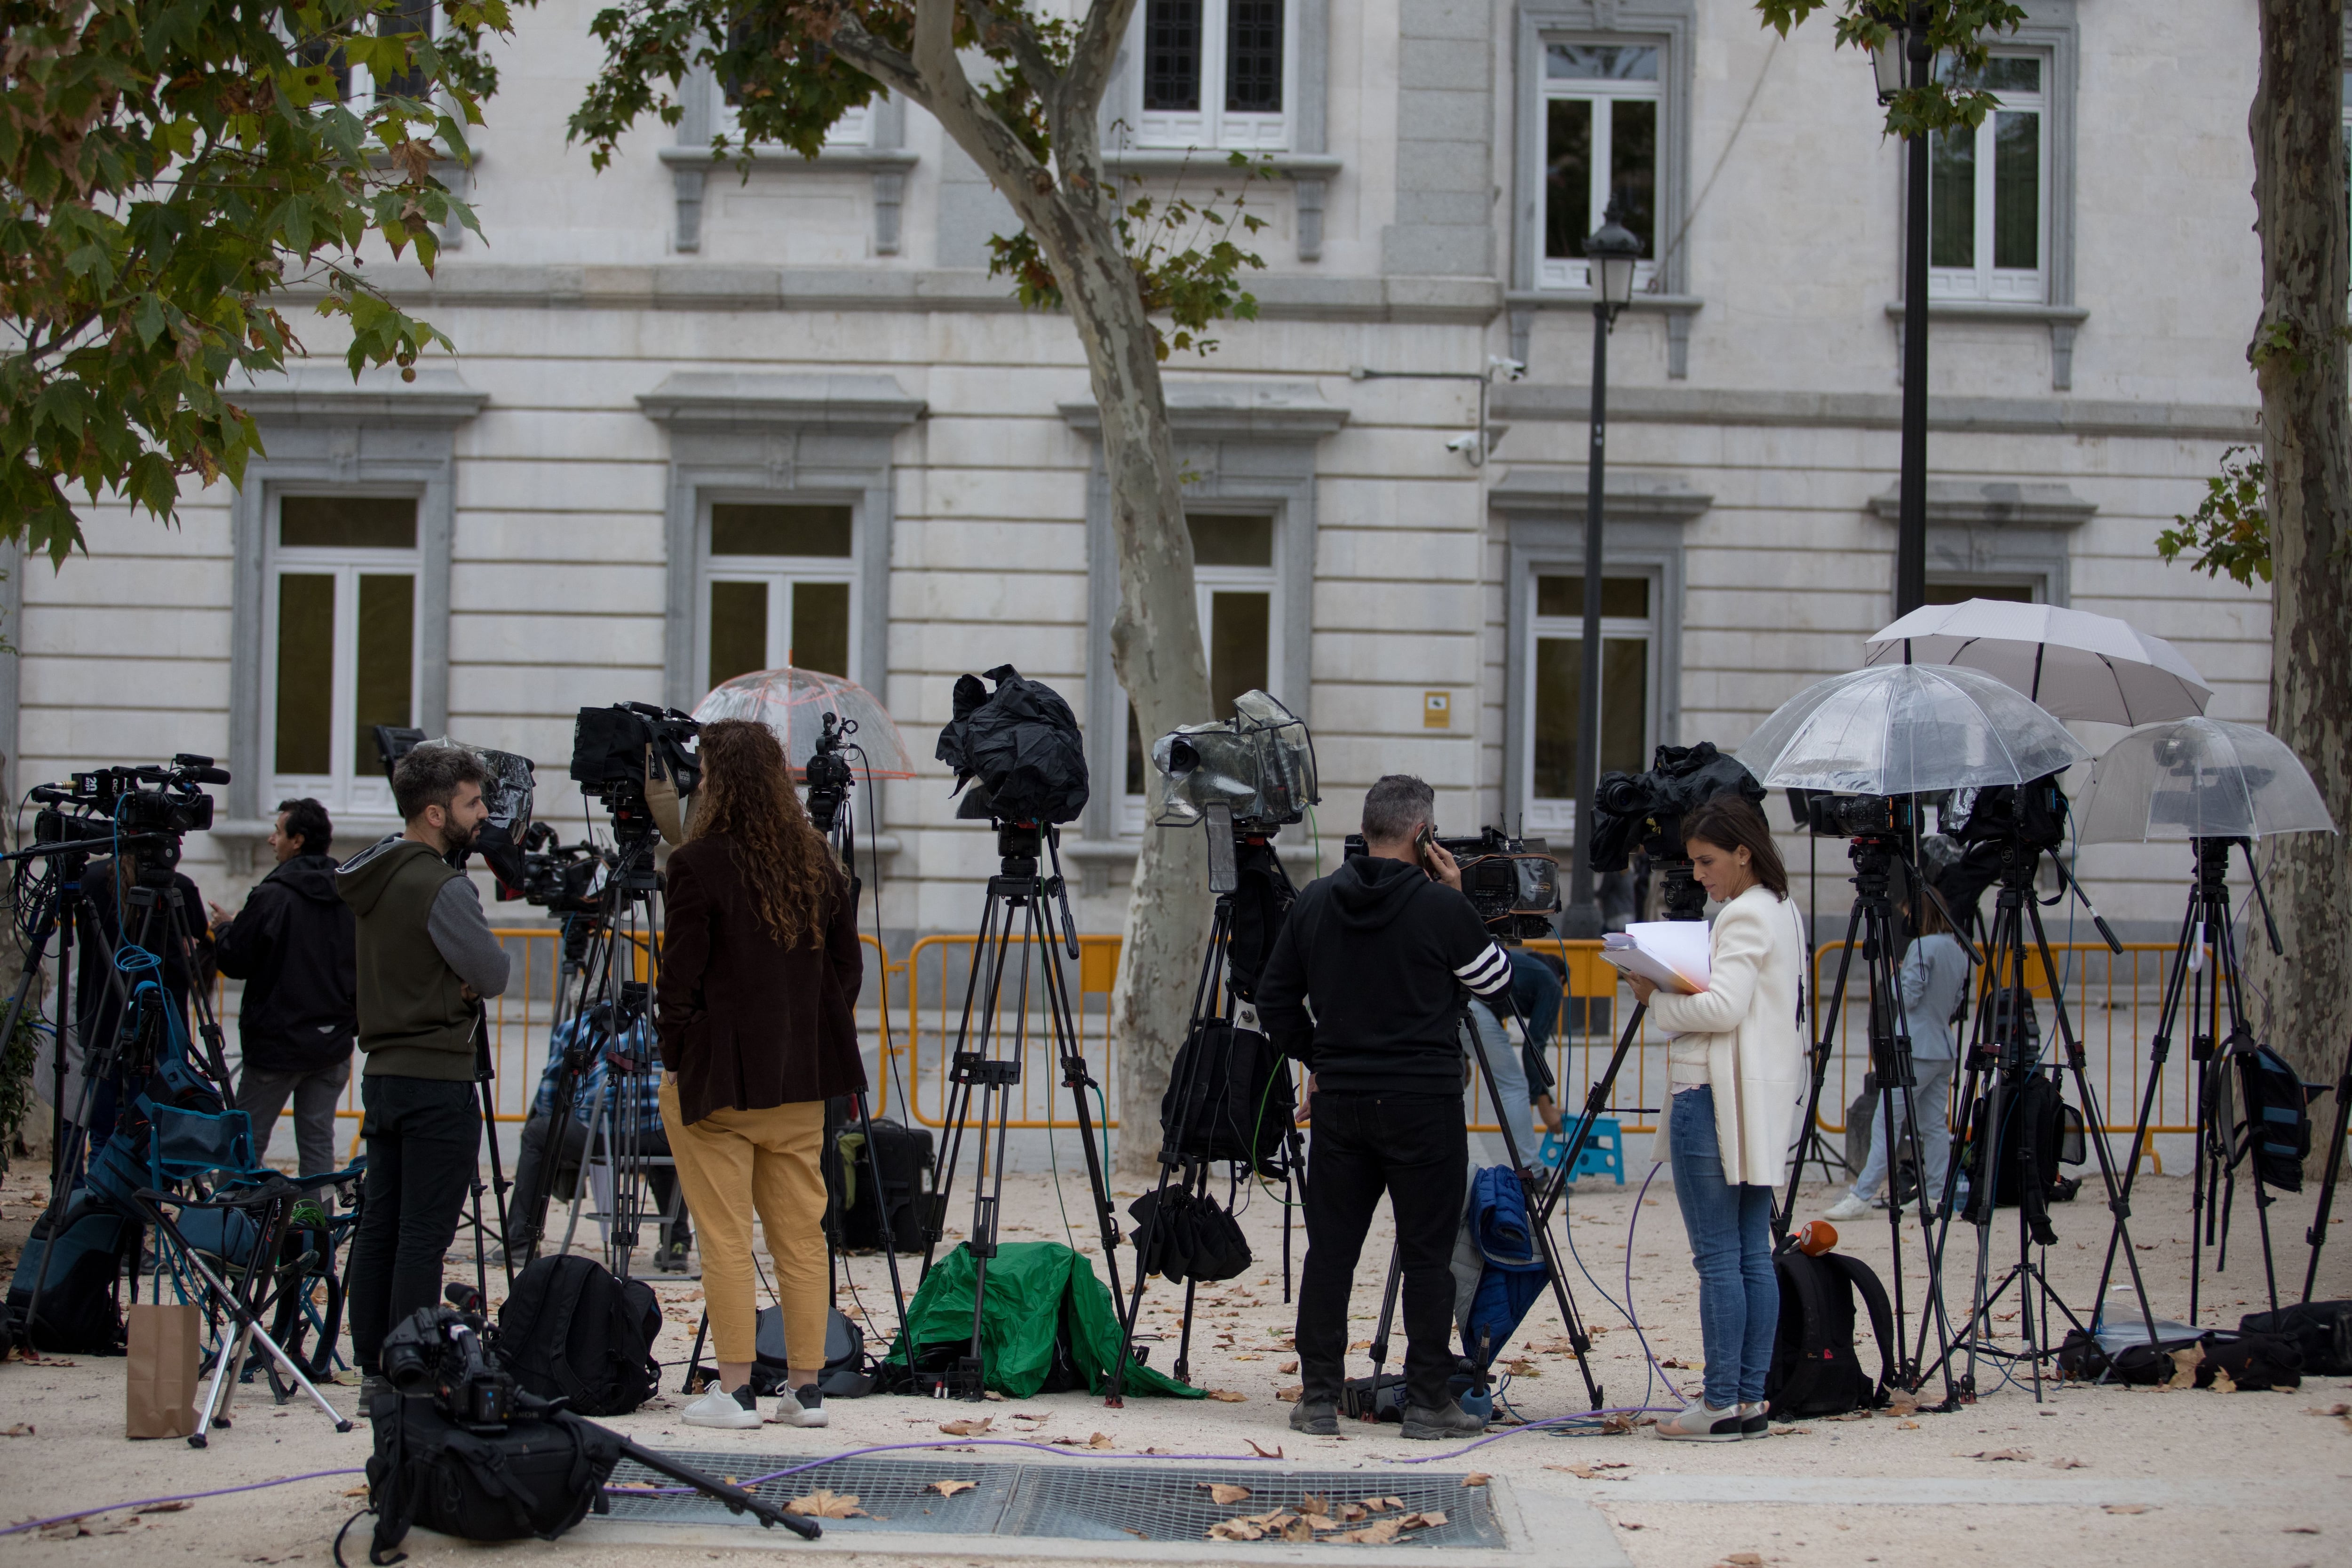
[3,1152,2350,1568]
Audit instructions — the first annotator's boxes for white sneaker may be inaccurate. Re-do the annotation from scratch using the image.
[1739,1401,1770,1439]
[768,1383,827,1429]
[682,1385,763,1430]
[1652,1397,1743,1441]
[1824,1193,1875,1221]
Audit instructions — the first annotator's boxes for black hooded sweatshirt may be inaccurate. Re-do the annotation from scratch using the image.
[1255,855,1512,1097]
[215,851,358,1074]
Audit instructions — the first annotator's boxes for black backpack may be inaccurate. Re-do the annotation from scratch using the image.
[2241,1301,2352,1376]
[1160,1022,1294,1174]
[365,1391,622,1564]
[834,1118,935,1254]
[1766,1248,1897,1419]
[496,1255,661,1417]
[5,1193,135,1356]
[748,1304,873,1398]
[2234,1043,2314,1190]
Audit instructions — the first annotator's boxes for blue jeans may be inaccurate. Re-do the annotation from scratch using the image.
[1852,1056,1954,1205]
[1669,1086,1779,1408]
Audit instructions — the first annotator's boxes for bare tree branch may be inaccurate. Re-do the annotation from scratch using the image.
[826,9,933,110]
[911,0,1054,215]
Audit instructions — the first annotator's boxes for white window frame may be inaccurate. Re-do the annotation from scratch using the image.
[695,495,862,693]
[1521,567,1661,841]
[1536,42,1663,294]
[1119,511,1284,835]
[1927,50,2051,304]
[263,494,423,819]
[1130,0,1295,152]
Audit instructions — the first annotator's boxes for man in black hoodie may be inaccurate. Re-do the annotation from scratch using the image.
[209,799,357,1186]
[1256,774,1513,1441]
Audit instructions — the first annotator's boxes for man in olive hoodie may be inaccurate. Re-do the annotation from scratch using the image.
[338,744,511,1393]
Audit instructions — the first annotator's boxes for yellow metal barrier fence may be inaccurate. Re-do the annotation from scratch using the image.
[203,930,2197,1145]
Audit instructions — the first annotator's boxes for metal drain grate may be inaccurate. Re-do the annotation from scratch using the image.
[601,1454,1503,1549]
[604,1452,1019,1535]
[1003,1463,1502,1547]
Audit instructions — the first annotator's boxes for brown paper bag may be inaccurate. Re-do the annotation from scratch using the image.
[126,1302,202,1440]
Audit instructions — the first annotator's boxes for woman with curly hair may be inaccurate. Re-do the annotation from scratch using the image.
[656,719,865,1430]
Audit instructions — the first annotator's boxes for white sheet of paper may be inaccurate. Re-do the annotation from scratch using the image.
[1597,920,1713,995]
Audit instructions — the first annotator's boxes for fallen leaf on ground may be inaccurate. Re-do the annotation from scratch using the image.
[1599,1412,1636,1434]
[1719,1554,1765,1567]
[134,1501,192,1515]
[2210,1366,2238,1394]
[2103,1504,2151,1515]
[938,1417,993,1436]
[1366,1497,1404,1512]
[2049,1458,2088,1470]
[928,1480,977,1497]
[2166,1346,2203,1390]
[1658,1357,1691,1369]
[1297,1493,1329,1517]
[1886,1391,1920,1417]
[1400,1510,1447,1529]
[1245,1440,1283,1458]
[1335,1518,1401,1545]
[1462,1473,1489,1488]
[1349,1339,1372,1351]
[1282,1516,1316,1542]
[785,1490,868,1520]
[1277,1384,1303,1402]
[2282,1525,2321,1534]
[342,1487,369,1498]
[1207,1519,1265,1541]
[1545,1462,1631,1480]
[1278,1359,1298,1374]
[1200,1483,1252,1505]
[1897,1420,1920,1429]
[2303,1403,2349,1416]
[0,1425,32,1437]
[983,1390,1005,1401]
[1966,1449,2033,1462]
[1207,1389,1247,1402]
[1824,1410,1873,1422]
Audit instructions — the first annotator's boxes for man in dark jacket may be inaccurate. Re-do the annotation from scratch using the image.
[1256,774,1513,1442]
[209,798,356,1185]
[337,745,510,1395]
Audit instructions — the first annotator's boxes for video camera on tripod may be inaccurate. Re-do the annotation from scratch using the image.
[569,702,701,849]
[372,726,541,892]
[1589,741,1766,920]
[1337,826,1563,939]
[28,754,228,857]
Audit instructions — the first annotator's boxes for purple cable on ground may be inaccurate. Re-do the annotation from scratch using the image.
[1623,1161,1686,1404]
[0,1468,369,1537]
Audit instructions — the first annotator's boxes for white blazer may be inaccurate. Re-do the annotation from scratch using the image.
[1645,884,1810,1187]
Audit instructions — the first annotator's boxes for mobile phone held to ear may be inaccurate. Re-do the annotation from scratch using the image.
[1414,825,1437,874]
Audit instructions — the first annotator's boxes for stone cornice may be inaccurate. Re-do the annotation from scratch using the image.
[636,372,926,433]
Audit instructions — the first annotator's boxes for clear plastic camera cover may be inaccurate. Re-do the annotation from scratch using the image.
[419,738,535,837]
[2073,716,2336,843]
[1738,664,2087,796]
[1150,690,1320,830]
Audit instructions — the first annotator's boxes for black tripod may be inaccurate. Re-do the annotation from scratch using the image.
[920,820,1123,1399]
[463,1005,516,1297]
[2305,1028,2352,1303]
[1924,838,2158,1399]
[1107,808,1307,1404]
[2095,836,2288,1321]
[555,825,666,1280]
[503,909,604,1264]
[1780,832,1962,1407]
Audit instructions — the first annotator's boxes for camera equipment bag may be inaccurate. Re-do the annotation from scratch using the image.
[2241,1300,2352,1376]
[496,1255,660,1417]
[1960,1070,2081,1244]
[2236,1043,2314,1190]
[1160,1021,1294,1173]
[745,1304,873,1398]
[834,1117,935,1253]
[5,1192,135,1355]
[1765,1248,1896,1419]
[1128,1186,1252,1284]
[365,1392,623,1563]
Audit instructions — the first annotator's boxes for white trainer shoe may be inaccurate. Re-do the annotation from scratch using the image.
[1823,1193,1875,1221]
[1739,1401,1770,1439]
[1652,1397,1744,1441]
[682,1385,763,1430]
[769,1383,827,1429]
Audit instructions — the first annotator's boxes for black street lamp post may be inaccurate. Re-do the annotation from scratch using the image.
[1564,200,1644,940]
[1877,3,1934,618]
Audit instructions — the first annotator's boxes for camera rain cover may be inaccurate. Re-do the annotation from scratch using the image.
[935,664,1089,825]
[1151,690,1319,830]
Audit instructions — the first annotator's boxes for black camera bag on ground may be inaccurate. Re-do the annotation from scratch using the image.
[834,1117,935,1253]
[366,1392,622,1564]
[1160,1021,1293,1173]
[496,1255,660,1417]
[2092,1329,2302,1390]
[2242,1300,2352,1375]
[1766,1249,1896,1419]
[745,1304,873,1398]
[4,1193,134,1355]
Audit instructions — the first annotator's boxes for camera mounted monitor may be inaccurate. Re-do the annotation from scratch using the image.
[1150,689,1320,834]
[375,726,540,887]
[1343,826,1562,940]
[934,664,1089,827]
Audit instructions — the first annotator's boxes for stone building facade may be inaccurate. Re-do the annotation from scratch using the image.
[4,0,2276,955]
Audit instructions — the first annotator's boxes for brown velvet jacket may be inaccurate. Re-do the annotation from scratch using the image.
[654,835,866,1125]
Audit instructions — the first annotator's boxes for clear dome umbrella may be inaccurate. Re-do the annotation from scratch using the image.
[1736,663,2088,795]
[2073,716,2337,843]
[691,666,917,780]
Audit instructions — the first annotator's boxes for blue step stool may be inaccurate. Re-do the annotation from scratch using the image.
[1538,1116,1625,1185]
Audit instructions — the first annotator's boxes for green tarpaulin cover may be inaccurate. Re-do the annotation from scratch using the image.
[887,1241,1204,1400]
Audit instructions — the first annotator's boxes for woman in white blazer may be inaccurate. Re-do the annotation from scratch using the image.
[1626,796,1808,1441]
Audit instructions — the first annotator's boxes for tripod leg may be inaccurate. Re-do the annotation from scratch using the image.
[2091,895,2198,1321]
[478,1075,513,1288]
[1778,901,1867,1241]
[850,1090,919,1385]
[1365,1246,1402,1418]
[683,1308,712,1395]
[2304,1032,2352,1303]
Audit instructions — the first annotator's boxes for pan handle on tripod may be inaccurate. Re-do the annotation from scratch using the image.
[1046,828,1081,959]
[588,1421,818,1538]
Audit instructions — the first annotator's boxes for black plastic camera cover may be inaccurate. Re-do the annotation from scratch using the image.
[935,664,1089,825]
[1589,741,1764,873]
